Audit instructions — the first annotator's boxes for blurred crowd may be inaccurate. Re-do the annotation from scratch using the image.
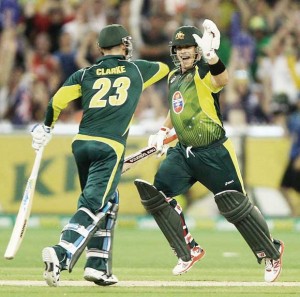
[0,0,300,132]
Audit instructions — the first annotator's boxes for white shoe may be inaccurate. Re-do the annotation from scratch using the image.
[172,245,206,275]
[42,247,61,287]
[264,240,284,282]
[84,267,118,286]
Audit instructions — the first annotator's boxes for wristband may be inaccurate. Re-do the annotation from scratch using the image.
[209,59,226,76]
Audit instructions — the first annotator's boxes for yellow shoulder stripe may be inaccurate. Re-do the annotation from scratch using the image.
[143,63,169,90]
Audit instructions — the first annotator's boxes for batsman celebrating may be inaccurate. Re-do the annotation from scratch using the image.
[134,19,284,282]
[31,24,169,287]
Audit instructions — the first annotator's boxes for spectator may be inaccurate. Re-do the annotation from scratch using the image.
[1,65,32,125]
[257,21,300,121]
[54,31,78,83]
[23,0,74,51]
[61,1,91,48]
[0,0,22,31]
[280,98,300,216]
[224,47,269,125]
[26,32,61,95]
[137,13,172,122]
[75,31,100,68]
[1,0,300,126]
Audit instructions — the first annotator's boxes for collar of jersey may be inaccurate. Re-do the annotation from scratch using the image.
[96,55,126,63]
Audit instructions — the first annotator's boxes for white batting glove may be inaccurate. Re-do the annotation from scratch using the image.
[193,19,220,61]
[31,124,52,151]
[148,127,170,157]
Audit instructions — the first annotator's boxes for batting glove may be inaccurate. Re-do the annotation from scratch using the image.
[148,127,170,157]
[193,19,220,61]
[31,124,52,151]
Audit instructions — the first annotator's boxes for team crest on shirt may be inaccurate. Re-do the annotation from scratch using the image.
[172,91,184,114]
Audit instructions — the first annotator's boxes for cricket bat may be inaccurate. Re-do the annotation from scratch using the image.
[4,133,177,259]
[4,148,44,259]
[122,133,177,174]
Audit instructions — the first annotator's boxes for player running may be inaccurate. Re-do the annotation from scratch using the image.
[31,24,169,287]
[134,19,284,282]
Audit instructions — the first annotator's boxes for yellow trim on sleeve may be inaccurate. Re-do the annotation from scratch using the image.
[202,72,223,93]
[287,55,300,88]
[52,85,82,123]
[167,69,177,83]
[72,134,125,207]
[143,62,169,90]
[194,70,223,127]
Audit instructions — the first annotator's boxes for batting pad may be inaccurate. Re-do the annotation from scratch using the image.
[59,203,112,272]
[214,190,280,263]
[134,179,191,261]
[86,191,119,275]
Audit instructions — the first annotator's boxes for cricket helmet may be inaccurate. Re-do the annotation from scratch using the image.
[98,24,133,60]
[169,26,202,67]
[171,26,202,47]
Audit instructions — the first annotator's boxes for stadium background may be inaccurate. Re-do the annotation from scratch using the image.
[0,2,300,295]
[0,0,300,228]
[0,126,299,219]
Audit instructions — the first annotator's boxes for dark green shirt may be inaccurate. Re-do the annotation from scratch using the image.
[45,55,169,144]
[168,60,225,147]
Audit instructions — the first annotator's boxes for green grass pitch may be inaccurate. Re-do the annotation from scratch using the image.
[0,223,300,297]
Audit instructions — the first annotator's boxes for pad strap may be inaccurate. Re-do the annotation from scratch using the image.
[86,250,109,259]
[94,230,112,237]
[62,223,90,237]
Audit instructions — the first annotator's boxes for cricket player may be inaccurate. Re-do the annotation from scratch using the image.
[134,19,284,282]
[31,24,169,287]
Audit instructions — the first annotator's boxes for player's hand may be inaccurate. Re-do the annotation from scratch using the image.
[193,19,220,61]
[148,127,170,157]
[31,124,52,151]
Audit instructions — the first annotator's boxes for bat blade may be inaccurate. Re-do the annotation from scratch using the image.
[4,178,36,259]
[4,148,43,260]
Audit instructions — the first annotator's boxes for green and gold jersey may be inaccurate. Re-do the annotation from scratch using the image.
[44,55,169,144]
[168,59,225,147]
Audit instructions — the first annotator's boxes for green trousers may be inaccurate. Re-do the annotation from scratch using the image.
[72,137,125,213]
[154,137,246,197]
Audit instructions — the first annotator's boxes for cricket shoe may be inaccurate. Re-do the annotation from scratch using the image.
[172,245,206,275]
[84,267,118,286]
[264,240,285,282]
[42,247,61,287]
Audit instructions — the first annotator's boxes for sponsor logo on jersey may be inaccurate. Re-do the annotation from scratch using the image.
[225,180,234,186]
[170,75,176,84]
[172,91,184,114]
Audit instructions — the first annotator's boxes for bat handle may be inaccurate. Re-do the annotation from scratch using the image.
[163,134,177,145]
[30,148,44,179]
